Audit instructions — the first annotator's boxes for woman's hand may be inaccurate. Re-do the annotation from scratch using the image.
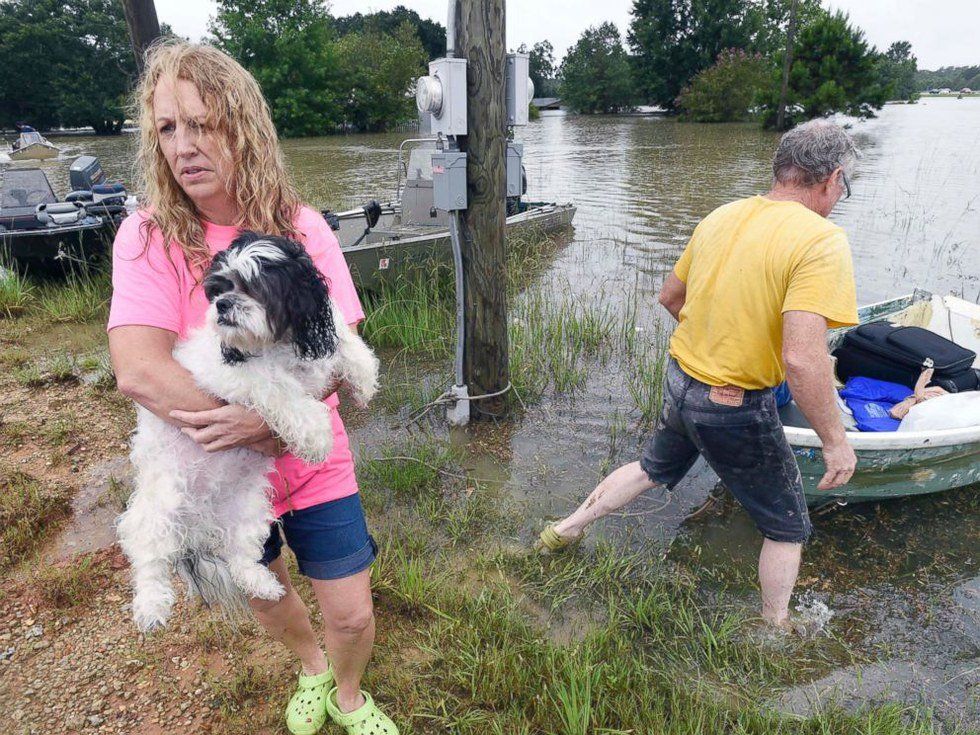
[169,404,272,452]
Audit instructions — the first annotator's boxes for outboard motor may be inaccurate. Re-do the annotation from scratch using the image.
[66,155,129,221]
[68,156,106,190]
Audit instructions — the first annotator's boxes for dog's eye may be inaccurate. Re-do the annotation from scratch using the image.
[204,276,233,301]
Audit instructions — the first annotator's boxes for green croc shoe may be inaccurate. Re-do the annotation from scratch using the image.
[534,523,583,554]
[286,668,334,735]
[325,687,399,734]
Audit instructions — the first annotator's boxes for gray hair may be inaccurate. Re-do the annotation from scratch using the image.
[772,119,859,187]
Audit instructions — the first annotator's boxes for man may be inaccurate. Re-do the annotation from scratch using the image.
[539,119,860,630]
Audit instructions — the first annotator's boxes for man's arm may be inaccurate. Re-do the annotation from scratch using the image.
[782,311,857,490]
[658,273,687,322]
[109,325,274,452]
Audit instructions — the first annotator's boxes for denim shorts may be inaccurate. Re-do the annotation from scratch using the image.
[259,493,377,580]
[640,359,811,544]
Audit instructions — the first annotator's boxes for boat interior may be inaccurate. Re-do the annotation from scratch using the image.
[777,291,980,432]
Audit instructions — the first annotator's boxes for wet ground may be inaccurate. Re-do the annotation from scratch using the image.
[10,98,980,727]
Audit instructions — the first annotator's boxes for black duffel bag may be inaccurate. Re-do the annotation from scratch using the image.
[833,322,979,392]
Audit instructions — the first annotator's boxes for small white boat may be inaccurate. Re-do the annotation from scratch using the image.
[8,130,59,161]
[779,290,980,506]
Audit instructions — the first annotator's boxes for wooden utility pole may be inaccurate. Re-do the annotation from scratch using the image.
[775,0,798,131]
[453,0,509,418]
[121,0,162,73]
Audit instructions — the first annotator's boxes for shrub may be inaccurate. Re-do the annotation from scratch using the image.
[677,49,771,123]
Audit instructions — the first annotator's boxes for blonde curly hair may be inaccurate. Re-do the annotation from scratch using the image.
[133,40,300,274]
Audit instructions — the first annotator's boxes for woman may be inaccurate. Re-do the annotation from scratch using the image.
[107,41,397,735]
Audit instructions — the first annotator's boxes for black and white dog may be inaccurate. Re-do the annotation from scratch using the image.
[117,232,379,632]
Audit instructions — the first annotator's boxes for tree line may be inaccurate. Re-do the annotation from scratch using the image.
[915,66,980,91]
[541,0,924,128]
[0,0,439,137]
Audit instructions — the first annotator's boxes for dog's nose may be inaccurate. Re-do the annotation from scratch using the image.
[215,298,233,315]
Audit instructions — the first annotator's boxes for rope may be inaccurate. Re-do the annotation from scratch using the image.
[396,381,517,428]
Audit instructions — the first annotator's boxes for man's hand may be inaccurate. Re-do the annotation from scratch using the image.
[169,404,272,452]
[818,439,857,490]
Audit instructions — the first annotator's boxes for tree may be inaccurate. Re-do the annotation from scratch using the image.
[210,0,343,137]
[559,23,635,114]
[0,0,137,133]
[877,41,918,101]
[760,10,889,129]
[333,5,445,60]
[628,0,766,109]
[677,48,770,122]
[915,65,980,92]
[518,40,557,98]
[333,23,427,132]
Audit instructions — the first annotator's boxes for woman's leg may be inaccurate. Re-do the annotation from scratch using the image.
[249,556,330,676]
[310,568,375,713]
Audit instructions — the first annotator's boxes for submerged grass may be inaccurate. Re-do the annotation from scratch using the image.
[353,435,947,735]
[360,231,671,421]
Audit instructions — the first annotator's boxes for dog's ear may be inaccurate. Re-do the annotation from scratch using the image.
[257,237,338,360]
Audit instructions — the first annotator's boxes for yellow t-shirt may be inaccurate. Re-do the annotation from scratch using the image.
[669,195,858,389]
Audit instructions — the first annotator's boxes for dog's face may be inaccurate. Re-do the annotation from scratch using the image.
[203,232,337,363]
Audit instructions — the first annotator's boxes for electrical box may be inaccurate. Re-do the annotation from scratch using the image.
[416,57,468,137]
[506,53,532,126]
[506,143,524,197]
[432,151,468,211]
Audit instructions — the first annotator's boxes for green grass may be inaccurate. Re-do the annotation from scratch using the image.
[361,265,455,359]
[0,266,34,317]
[353,437,947,735]
[36,267,111,324]
[359,232,671,422]
[0,472,73,570]
[33,553,111,609]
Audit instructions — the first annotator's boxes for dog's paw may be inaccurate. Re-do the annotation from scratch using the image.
[237,568,286,601]
[352,382,378,408]
[133,595,171,633]
[293,437,334,465]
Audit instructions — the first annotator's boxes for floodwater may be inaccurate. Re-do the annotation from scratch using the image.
[16,97,980,727]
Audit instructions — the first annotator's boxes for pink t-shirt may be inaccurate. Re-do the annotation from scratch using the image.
[107,206,365,517]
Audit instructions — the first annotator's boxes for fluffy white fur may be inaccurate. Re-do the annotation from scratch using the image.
[117,239,379,632]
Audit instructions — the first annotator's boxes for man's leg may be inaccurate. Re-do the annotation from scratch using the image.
[249,556,330,675]
[553,462,659,540]
[758,538,802,626]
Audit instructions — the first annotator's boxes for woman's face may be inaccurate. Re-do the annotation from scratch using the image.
[153,77,235,221]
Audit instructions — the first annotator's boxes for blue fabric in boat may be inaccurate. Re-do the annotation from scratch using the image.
[840,377,913,432]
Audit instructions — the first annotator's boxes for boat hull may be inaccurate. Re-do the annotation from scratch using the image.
[340,203,576,292]
[9,142,59,161]
[794,441,978,506]
[1,221,112,272]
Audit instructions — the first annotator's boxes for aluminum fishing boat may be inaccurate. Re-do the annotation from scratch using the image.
[324,139,575,292]
[8,130,59,161]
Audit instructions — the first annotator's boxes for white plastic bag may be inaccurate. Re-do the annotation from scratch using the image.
[897,392,980,432]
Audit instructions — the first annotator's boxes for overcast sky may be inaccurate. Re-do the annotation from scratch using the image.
[163,0,979,70]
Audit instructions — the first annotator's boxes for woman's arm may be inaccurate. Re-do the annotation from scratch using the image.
[109,325,274,452]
